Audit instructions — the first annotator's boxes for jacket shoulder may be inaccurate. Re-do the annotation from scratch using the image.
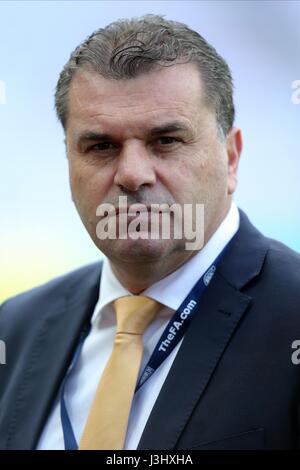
[265,237,300,283]
[0,261,102,324]
[249,237,300,322]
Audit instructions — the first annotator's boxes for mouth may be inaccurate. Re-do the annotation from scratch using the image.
[96,202,179,240]
[108,204,171,218]
[116,205,148,216]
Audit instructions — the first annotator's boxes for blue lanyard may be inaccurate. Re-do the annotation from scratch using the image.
[60,248,226,450]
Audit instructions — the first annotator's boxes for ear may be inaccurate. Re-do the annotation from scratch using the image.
[64,136,74,202]
[226,127,243,195]
[63,136,68,160]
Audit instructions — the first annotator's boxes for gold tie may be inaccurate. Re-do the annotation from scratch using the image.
[79,295,161,450]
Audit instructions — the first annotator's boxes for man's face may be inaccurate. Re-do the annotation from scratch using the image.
[65,63,240,269]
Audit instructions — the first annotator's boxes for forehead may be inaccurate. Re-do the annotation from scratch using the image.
[67,63,207,134]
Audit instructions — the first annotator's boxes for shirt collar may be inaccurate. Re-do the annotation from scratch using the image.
[91,201,240,324]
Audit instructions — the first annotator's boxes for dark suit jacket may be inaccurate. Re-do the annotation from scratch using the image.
[1,209,300,450]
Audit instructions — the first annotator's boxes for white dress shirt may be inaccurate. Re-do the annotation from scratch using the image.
[37,202,239,450]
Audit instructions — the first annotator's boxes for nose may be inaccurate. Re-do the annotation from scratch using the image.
[113,140,156,192]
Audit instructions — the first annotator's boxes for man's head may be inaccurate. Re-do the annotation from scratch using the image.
[55,14,235,136]
[55,14,242,292]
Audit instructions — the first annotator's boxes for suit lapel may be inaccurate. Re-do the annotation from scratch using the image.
[138,210,270,449]
[4,263,102,450]
[137,273,251,449]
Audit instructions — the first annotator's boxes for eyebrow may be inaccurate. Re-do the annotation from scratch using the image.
[75,121,191,145]
[148,121,191,136]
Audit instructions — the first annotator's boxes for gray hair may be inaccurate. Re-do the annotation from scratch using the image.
[55,14,235,136]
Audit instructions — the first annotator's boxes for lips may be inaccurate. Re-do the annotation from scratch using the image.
[116,205,149,216]
[106,204,170,218]
[116,207,153,225]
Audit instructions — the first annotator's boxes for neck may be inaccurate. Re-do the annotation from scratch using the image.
[110,249,198,294]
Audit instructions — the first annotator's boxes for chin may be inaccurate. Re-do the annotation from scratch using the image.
[98,237,181,264]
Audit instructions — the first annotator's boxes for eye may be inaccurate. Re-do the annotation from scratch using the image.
[157,136,180,145]
[90,142,115,151]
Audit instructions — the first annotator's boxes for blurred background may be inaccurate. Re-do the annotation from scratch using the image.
[0,0,299,303]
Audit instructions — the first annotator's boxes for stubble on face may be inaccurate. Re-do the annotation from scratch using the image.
[65,63,232,290]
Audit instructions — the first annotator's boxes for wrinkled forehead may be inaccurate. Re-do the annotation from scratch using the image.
[66,63,209,131]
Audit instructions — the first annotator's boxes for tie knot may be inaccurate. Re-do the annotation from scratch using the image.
[113,295,161,335]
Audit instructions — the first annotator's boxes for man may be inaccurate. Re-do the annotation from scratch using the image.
[0,14,300,450]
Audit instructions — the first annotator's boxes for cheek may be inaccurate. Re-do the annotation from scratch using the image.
[68,167,88,209]
[167,152,227,205]
[156,163,191,203]
[155,155,206,204]
[68,159,84,188]
[68,162,109,205]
